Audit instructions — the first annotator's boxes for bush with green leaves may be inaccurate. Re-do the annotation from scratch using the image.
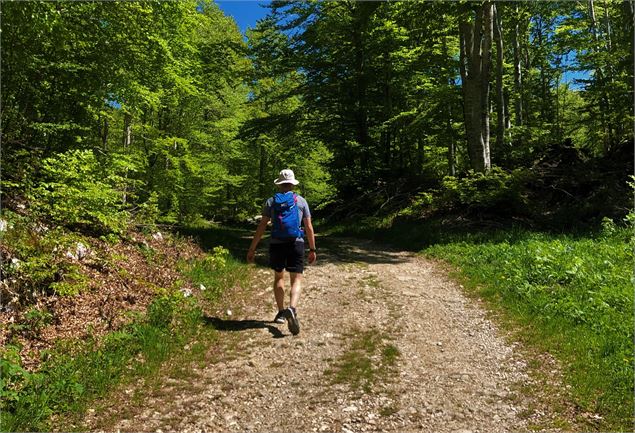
[30,149,130,234]
[393,168,529,220]
[5,307,53,341]
[0,346,34,415]
[438,167,529,214]
[1,211,91,304]
[181,245,246,302]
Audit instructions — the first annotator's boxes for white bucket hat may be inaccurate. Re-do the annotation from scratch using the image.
[273,169,299,185]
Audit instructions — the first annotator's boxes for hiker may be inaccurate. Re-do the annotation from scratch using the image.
[246,169,317,335]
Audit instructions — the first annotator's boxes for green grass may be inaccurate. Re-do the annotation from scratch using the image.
[325,329,400,394]
[0,247,249,432]
[179,245,250,302]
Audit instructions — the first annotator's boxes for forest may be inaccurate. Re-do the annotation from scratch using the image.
[0,0,633,431]
[2,0,632,226]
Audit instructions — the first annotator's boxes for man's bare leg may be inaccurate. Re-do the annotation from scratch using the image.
[289,272,302,309]
[273,271,285,311]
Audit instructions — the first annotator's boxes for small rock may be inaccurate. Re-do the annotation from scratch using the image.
[436,341,443,346]
[180,288,192,297]
[200,284,206,291]
[226,309,232,316]
[152,232,164,241]
[0,219,7,231]
[76,242,88,260]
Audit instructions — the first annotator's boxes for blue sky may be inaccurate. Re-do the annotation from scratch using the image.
[216,1,270,34]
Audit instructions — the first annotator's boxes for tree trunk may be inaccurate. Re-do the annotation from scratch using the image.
[258,143,266,200]
[122,113,132,205]
[351,7,371,176]
[444,35,456,176]
[602,0,612,51]
[100,116,109,151]
[459,2,493,173]
[589,0,613,151]
[383,52,393,171]
[589,0,600,42]
[493,4,508,151]
[512,3,523,132]
[447,108,456,177]
[536,16,547,120]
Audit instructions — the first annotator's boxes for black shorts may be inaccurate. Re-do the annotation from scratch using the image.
[269,241,305,273]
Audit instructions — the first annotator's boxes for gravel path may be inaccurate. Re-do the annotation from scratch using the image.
[88,237,549,432]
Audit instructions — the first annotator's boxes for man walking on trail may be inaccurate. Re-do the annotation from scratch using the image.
[247,169,317,335]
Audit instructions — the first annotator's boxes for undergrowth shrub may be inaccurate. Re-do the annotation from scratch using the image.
[5,307,54,341]
[1,211,91,307]
[181,246,245,302]
[396,167,529,219]
[29,149,130,235]
[439,167,528,213]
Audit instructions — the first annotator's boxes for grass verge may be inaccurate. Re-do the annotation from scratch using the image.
[0,245,249,432]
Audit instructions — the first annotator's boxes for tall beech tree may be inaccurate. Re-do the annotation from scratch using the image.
[459,1,494,172]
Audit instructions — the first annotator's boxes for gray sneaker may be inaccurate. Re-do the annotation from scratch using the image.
[285,307,300,335]
[273,310,286,324]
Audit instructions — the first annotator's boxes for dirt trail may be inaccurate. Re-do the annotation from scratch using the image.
[87,237,552,432]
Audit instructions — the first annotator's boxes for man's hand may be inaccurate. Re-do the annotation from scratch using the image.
[247,248,256,264]
[308,250,317,265]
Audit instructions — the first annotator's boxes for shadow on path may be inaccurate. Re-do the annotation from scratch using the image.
[179,224,411,267]
[311,236,410,266]
[203,315,285,339]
